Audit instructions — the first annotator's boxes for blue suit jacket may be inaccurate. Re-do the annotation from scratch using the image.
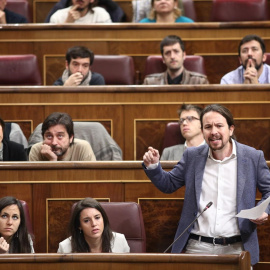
[144,141,270,265]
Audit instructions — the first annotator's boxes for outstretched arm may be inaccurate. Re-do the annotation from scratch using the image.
[143,146,160,167]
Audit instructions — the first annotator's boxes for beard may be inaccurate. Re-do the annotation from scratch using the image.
[242,58,263,71]
[51,145,69,157]
[76,7,85,12]
[207,136,225,151]
[68,68,88,84]
[74,0,87,12]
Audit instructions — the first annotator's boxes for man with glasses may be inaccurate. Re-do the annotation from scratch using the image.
[161,104,205,160]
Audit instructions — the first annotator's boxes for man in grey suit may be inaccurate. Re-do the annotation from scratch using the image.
[161,104,205,160]
[143,104,270,266]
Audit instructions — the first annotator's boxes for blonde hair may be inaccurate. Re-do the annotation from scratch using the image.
[148,0,181,20]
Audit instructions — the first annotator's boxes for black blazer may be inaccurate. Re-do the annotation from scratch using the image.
[3,140,27,161]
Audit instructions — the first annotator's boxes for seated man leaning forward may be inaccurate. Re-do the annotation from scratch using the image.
[54,46,105,86]
[221,34,270,84]
[143,35,209,85]
[49,0,111,23]
[161,104,205,160]
[29,112,96,161]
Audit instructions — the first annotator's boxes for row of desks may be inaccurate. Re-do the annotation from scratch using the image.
[27,0,270,23]
[1,22,270,84]
[0,85,269,160]
[0,161,268,268]
[0,252,251,270]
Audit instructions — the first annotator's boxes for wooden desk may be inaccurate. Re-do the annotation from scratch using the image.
[0,85,269,160]
[1,23,270,84]
[0,161,269,264]
[0,252,251,270]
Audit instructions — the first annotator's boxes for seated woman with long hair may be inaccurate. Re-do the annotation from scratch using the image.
[0,196,34,253]
[57,197,130,253]
[140,0,193,23]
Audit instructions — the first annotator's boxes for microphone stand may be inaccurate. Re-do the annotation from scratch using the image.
[164,202,213,253]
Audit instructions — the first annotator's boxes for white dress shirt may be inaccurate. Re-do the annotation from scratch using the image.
[191,139,241,237]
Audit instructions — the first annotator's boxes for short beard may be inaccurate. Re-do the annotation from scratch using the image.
[76,7,85,12]
[209,144,224,152]
[243,59,263,71]
[51,146,69,157]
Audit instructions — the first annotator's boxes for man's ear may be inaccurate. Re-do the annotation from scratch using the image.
[183,51,186,60]
[65,60,69,70]
[69,135,74,144]
[238,56,242,65]
[229,125,235,137]
[162,55,165,64]
[262,53,267,63]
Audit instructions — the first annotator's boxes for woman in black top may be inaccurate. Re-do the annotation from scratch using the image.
[0,117,27,161]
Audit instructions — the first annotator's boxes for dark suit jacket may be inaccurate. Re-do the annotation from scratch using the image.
[144,141,270,265]
[3,140,27,161]
[5,9,28,23]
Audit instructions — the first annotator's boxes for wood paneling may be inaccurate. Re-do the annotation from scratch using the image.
[0,85,270,160]
[0,252,251,270]
[1,23,270,84]
[136,119,270,160]
[140,199,184,253]
[0,162,269,266]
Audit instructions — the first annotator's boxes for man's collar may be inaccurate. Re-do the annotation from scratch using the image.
[184,140,205,150]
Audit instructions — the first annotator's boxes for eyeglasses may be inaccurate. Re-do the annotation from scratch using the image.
[179,116,200,125]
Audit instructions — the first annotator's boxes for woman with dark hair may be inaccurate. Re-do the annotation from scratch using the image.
[0,196,34,253]
[57,197,130,253]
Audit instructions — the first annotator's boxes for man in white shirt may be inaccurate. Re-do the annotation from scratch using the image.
[50,0,111,23]
[161,104,205,160]
[143,104,270,266]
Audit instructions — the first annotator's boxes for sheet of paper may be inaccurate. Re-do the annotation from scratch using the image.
[235,196,270,219]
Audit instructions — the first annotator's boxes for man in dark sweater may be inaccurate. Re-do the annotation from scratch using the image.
[53,46,105,86]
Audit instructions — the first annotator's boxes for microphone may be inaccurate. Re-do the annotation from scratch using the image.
[163,201,213,253]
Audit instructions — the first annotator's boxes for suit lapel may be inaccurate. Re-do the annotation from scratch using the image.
[236,142,248,209]
[195,146,208,208]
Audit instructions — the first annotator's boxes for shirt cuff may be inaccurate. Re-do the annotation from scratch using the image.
[146,162,159,170]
